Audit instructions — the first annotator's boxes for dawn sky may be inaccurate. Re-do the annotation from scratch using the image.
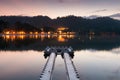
[0,0,120,18]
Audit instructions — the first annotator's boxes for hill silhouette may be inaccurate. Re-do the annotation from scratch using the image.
[0,15,120,34]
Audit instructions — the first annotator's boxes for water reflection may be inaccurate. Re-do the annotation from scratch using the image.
[0,50,47,80]
[73,50,120,80]
[1,34,120,51]
[58,35,66,42]
[2,35,26,41]
[0,49,120,80]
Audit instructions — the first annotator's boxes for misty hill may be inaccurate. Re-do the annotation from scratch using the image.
[0,15,120,34]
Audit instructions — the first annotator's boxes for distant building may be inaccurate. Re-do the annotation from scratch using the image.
[57,27,68,34]
[57,27,75,35]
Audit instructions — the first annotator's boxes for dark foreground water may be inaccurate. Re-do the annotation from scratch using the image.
[0,35,120,80]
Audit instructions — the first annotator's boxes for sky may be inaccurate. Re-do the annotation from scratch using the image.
[0,0,120,18]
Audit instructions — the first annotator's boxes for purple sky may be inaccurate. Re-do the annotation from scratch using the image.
[0,0,120,18]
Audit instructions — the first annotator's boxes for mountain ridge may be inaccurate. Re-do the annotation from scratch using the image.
[0,15,120,34]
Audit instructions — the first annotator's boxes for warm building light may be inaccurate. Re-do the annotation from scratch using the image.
[57,27,68,31]
[12,31,16,34]
[21,31,25,34]
[57,27,70,35]
[59,31,62,34]
[17,31,25,35]
[48,32,51,34]
[41,32,45,35]
[30,32,33,34]
[5,31,10,34]
[35,32,38,34]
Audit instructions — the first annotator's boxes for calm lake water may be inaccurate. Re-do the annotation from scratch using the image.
[0,34,120,80]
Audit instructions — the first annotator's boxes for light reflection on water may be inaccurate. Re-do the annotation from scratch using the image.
[0,50,47,80]
[1,35,120,51]
[0,49,120,80]
[73,50,120,80]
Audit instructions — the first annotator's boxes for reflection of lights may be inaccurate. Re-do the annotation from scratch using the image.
[58,35,65,42]
[89,36,92,40]
[89,35,94,40]
[2,35,16,41]
[6,35,10,39]
[48,35,51,39]
[35,35,38,39]
[2,35,26,41]
[41,35,45,41]
[11,35,16,41]
[18,35,25,40]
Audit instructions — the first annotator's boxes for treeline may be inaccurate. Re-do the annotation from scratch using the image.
[0,15,120,34]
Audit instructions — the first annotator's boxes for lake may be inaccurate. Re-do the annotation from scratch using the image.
[0,34,120,80]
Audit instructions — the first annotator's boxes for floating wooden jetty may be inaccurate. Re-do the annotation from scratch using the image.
[40,46,80,80]
[64,52,80,80]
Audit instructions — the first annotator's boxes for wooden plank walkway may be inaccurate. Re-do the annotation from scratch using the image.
[40,52,56,80]
[40,47,80,80]
[64,52,80,80]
